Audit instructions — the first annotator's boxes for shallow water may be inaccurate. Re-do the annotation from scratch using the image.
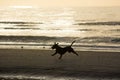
[0,68,120,80]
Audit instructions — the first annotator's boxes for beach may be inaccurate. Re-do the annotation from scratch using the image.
[0,7,120,79]
[0,49,120,80]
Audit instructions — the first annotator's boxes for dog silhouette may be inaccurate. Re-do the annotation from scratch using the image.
[51,40,78,59]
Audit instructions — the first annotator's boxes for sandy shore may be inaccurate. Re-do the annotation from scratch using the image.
[0,49,120,73]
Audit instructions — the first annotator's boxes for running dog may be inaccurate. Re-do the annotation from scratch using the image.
[51,40,78,59]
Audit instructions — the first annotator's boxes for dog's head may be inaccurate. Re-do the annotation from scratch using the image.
[51,42,59,49]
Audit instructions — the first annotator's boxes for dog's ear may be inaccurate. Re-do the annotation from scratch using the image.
[54,42,59,44]
[54,42,56,44]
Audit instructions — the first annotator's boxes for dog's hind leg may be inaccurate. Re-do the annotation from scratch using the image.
[72,50,79,56]
[59,54,63,59]
[51,52,57,56]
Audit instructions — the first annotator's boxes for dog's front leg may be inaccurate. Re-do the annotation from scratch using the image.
[51,51,57,56]
[59,54,63,59]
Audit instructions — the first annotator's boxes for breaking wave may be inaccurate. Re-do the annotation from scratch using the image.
[0,21,43,24]
[75,21,120,26]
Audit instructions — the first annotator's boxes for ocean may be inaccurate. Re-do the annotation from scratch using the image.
[0,7,120,52]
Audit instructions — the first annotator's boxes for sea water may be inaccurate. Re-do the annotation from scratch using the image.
[0,7,120,51]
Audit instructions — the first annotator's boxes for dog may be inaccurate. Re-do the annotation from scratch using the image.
[51,40,78,59]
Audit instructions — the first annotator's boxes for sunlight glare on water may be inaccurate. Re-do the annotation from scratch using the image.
[52,19,74,26]
[10,6,33,9]
[0,7,120,51]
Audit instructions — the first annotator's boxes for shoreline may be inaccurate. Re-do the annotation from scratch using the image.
[0,44,120,53]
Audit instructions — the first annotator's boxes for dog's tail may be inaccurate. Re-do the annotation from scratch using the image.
[70,40,76,46]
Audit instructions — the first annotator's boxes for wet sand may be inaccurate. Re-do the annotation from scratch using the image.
[0,49,120,79]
